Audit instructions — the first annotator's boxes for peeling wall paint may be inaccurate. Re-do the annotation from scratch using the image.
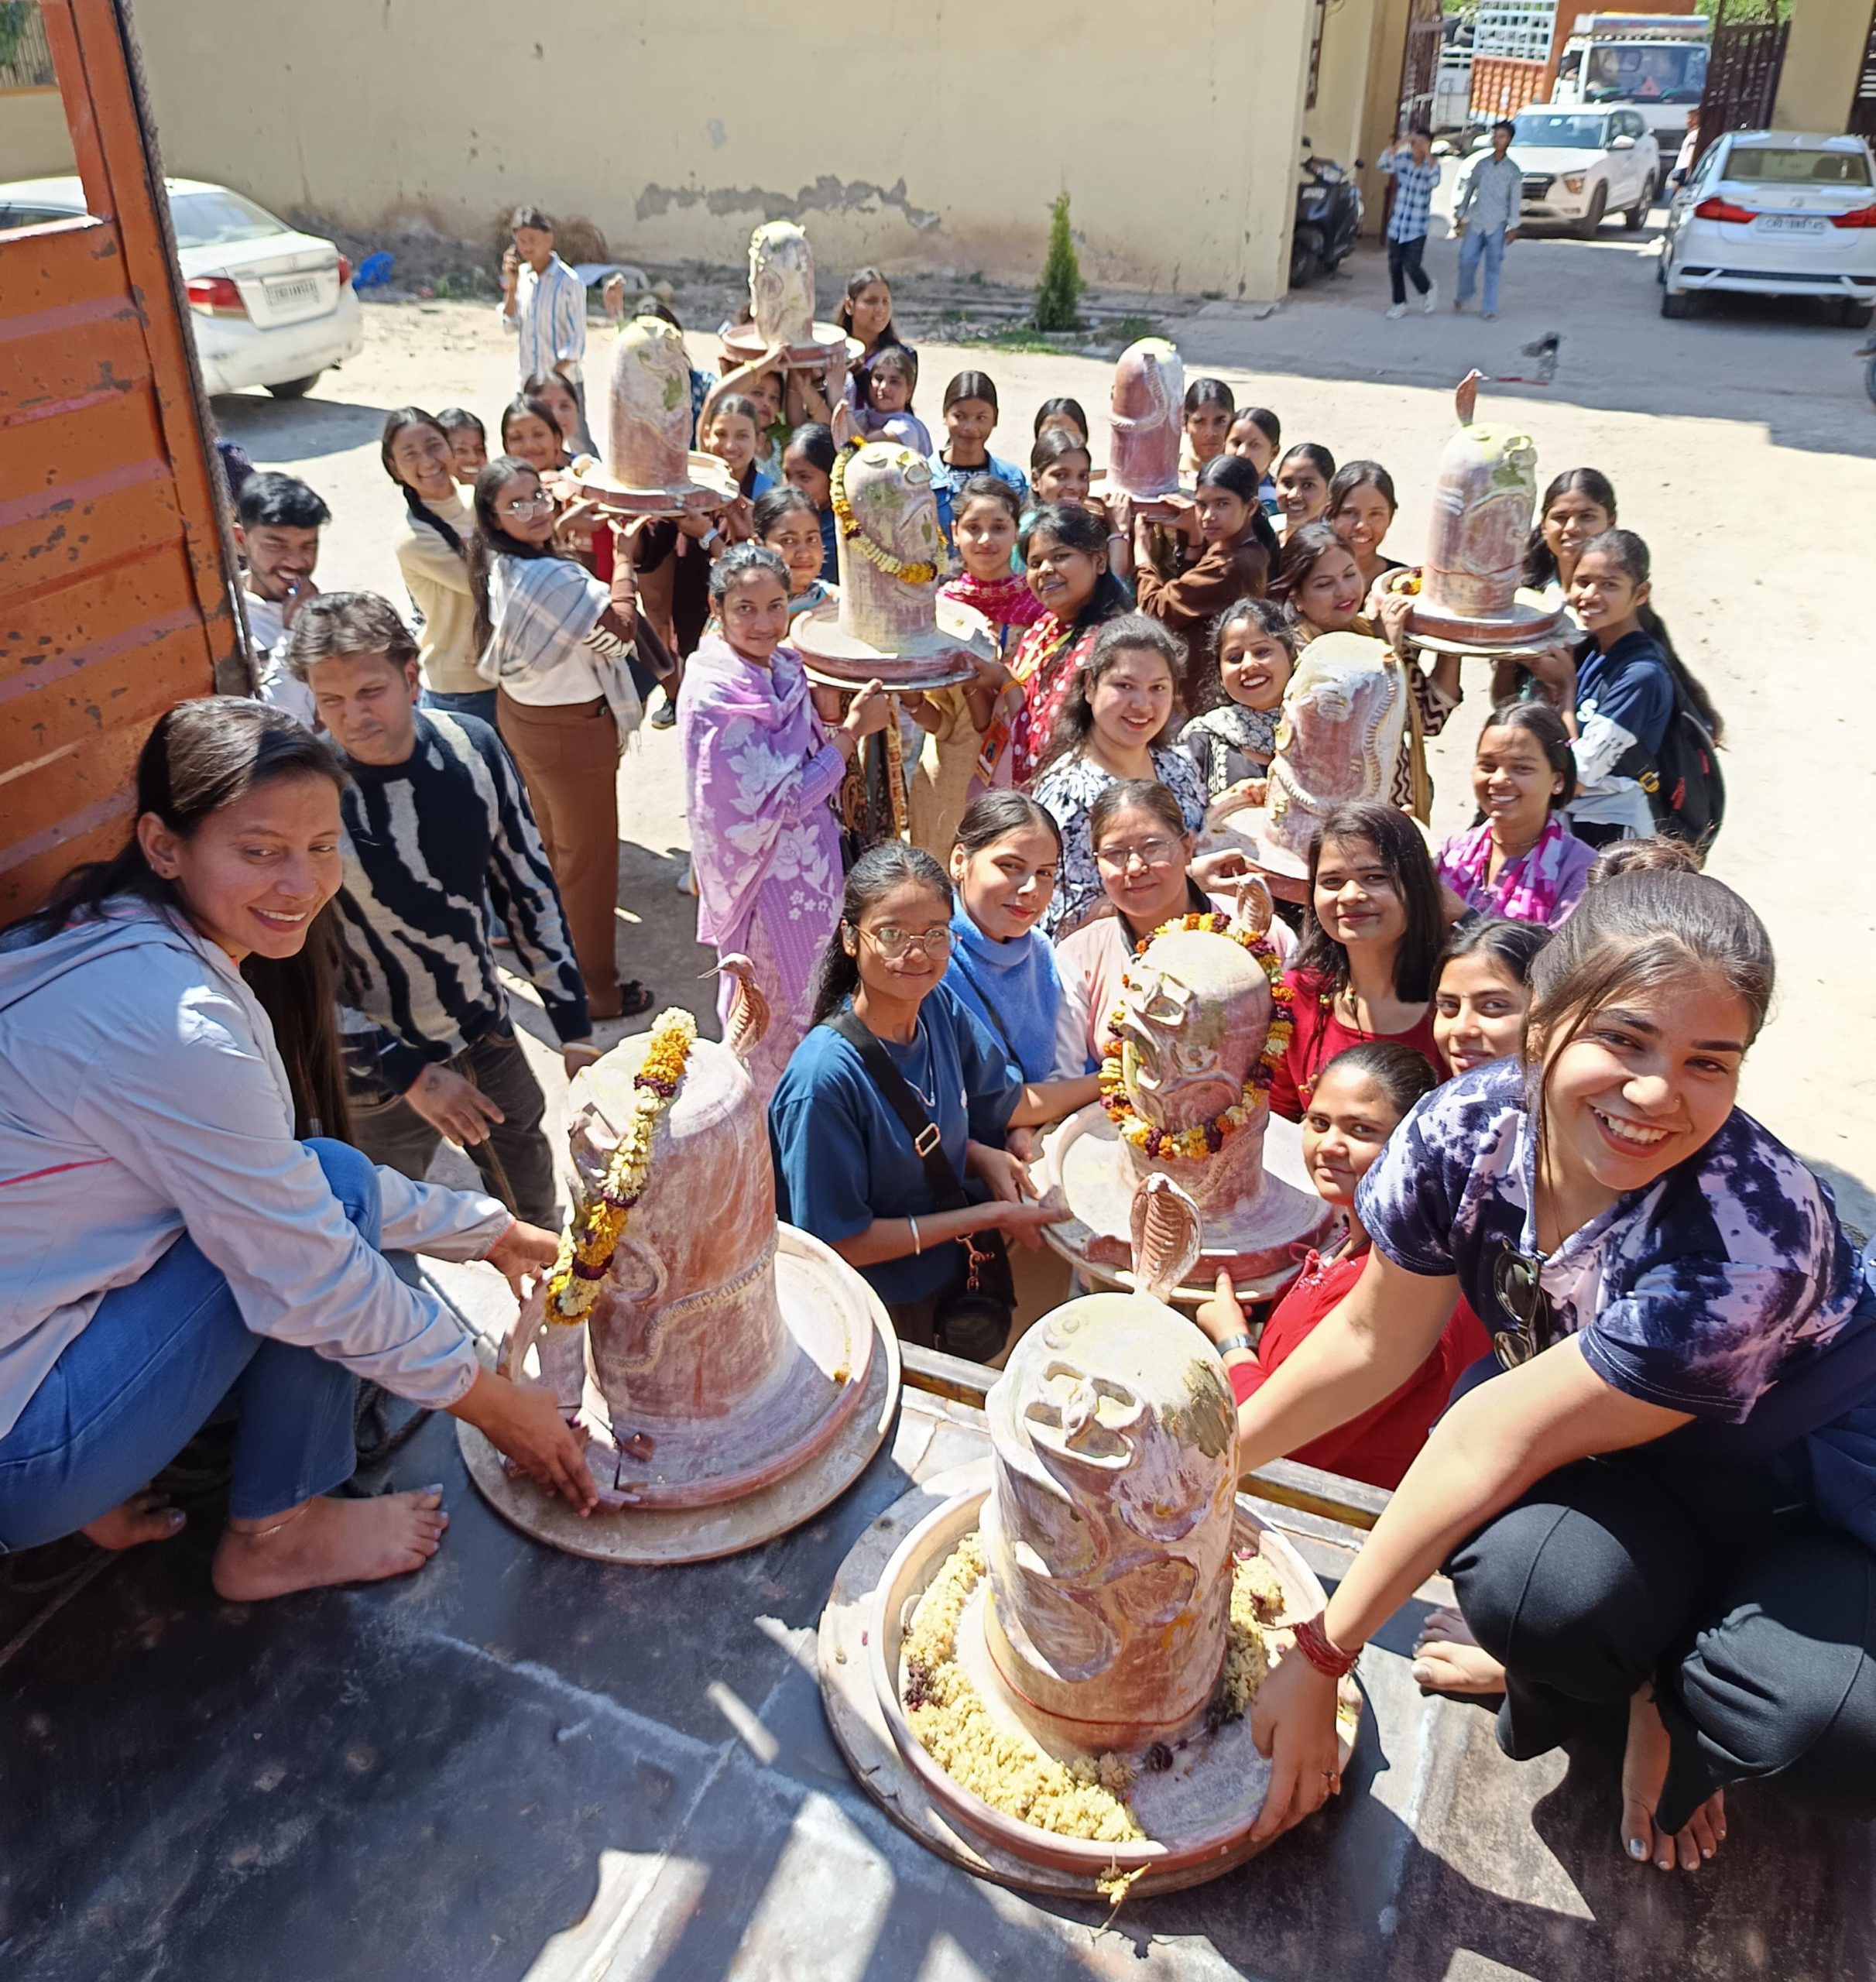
[133,0,1322,299]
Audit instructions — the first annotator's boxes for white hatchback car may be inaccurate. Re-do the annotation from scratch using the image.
[0,174,363,396]
[1660,131,1876,327]
[1509,105,1662,236]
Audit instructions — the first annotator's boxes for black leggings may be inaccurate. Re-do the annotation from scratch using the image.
[1449,1445,1876,1833]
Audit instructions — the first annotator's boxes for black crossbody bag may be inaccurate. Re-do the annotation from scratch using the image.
[825,1007,1015,1363]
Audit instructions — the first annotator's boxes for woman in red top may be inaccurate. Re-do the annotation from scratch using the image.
[992,504,1130,787]
[1199,1041,1490,1488]
[1267,801,1447,1120]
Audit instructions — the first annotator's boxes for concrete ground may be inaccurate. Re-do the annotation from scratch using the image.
[216,192,1876,1229]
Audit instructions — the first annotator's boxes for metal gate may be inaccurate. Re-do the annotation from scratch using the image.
[1850,0,1876,139]
[1694,13,1789,163]
[1398,0,1444,132]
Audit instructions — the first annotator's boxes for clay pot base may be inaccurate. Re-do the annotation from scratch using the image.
[794,596,993,692]
[559,451,740,519]
[818,1462,1360,1897]
[1404,597,1568,655]
[720,324,862,371]
[460,1228,902,1565]
[1040,1104,1336,1305]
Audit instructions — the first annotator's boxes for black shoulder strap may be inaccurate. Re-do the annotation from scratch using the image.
[826,1006,968,1212]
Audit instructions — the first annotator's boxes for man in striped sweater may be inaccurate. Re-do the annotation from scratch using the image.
[285,592,598,1226]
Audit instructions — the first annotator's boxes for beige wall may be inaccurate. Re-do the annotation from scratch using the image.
[133,0,1316,301]
[1772,0,1871,134]
[0,89,75,183]
[1306,0,1383,173]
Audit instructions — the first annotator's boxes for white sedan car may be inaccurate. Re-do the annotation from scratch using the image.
[1660,131,1876,327]
[1508,106,1662,236]
[0,174,362,396]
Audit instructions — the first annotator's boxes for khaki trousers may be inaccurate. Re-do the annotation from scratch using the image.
[496,689,621,1017]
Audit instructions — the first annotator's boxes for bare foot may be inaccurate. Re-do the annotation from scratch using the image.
[1620,1686,1727,1871]
[81,1490,186,1550]
[210,1489,448,1601]
[1411,1606,1507,1693]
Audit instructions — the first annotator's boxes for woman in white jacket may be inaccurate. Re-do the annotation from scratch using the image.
[0,700,595,1598]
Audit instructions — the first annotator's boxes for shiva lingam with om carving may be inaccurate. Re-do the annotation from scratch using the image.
[1037,880,1333,1303]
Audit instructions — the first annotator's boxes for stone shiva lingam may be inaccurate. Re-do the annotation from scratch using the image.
[458,974,899,1565]
[1106,335,1185,520]
[1037,883,1334,1301]
[792,440,993,691]
[1202,629,1411,881]
[562,313,739,518]
[720,219,860,375]
[815,1189,1359,1895]
[1404,370,1567,655]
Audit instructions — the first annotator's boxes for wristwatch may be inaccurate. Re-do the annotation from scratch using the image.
[1212,1331,1255,1358]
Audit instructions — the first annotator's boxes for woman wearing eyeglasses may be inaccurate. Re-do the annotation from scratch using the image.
[1030,615,1210,938]
[1209,871,1876,1872]
[768,843,1068,1356]
[469,456,651,1020]
[1050,780,1293,1079]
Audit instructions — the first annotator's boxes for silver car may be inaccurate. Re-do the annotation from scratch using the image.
[1509,106,1662,237]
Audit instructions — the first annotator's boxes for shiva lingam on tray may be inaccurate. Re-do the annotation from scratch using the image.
[817,1176,1360,1896]
[1036,877,1334,1303]
[458,965,899,1565]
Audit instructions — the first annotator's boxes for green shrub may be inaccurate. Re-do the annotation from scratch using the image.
[1033,194,1084,332]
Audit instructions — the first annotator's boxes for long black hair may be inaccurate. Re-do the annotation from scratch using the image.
[21,698,355,1140]
[1018,502,1129,630]
[468,456,557,653]
[952,789,1061,859]
[1577,527,1723,742]
[380,407,465,564]
[1270,520,1357,619]
[1475,700,1577,811]
[808,842,953,1027]
[1293,801,1448,1003]
[1194,452,1280,564]
[1523,466,1617,589]
[1034,613,1185,781]
[835,267,905,351]
[1440,914,1553,989]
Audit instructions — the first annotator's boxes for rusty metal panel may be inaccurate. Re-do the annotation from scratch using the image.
[0,0,245,923]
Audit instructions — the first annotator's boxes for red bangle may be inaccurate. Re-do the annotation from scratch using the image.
[1293,1612,1360,1679]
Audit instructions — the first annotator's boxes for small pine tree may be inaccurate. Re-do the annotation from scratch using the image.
[1033,193,1084,333]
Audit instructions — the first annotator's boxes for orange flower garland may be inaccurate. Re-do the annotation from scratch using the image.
[1097,914,1294,1162]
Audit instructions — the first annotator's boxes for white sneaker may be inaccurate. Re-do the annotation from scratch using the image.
[1422,279,1439,315]
[1386,303,1408,319]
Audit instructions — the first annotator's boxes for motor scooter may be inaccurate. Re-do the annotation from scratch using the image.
[1291,141,1364,288]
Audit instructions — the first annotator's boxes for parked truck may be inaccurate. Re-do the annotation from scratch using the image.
[1549,11,1711,151]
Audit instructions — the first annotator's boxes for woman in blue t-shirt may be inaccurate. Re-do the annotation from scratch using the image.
[942,792,1100,1136]
[1205,870,1876,1871]
[767,843,1068,1356]
[1549,530,1723,849]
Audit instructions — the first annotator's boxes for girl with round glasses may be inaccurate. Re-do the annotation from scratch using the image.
[768,844,1069,1357]
[1211,870,1876,1874]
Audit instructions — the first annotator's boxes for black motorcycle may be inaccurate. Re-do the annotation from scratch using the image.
[1291,142,1365,287]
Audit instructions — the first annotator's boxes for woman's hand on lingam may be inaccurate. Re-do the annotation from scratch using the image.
[1249,1645,1345,1841]
[450,1365,598,1514]
[1194,1267,1249,1348]
[841,680,892,742]
[1375,588,1415,657]
[483,1219,561,1299]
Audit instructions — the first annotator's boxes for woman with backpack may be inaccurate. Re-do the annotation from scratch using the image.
[1535,530,1723,852]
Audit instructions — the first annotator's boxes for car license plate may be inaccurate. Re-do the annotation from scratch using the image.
[267,276,321,303]
[1755,216,1827,235]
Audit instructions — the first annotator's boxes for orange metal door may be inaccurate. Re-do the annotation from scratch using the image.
[0,0,244,922]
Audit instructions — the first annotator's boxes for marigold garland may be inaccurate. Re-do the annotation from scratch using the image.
[830,441,939,587]
[544,1008,697,1323]
[1097,913,1294,1161]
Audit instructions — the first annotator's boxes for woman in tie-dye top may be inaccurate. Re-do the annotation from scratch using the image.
[1203,870,1876,1874]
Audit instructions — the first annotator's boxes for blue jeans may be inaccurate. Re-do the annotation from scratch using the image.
[0,1139,379,1552]
[1456,227,1506,314]
[422,688,499,725]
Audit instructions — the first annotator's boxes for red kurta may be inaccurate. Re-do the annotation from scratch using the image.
[1267,968,1443,1121]
[1228,1245,1492,1488]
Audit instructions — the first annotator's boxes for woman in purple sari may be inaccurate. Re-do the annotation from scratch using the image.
[1435,703,1595,927]
[678,544,890,1099]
